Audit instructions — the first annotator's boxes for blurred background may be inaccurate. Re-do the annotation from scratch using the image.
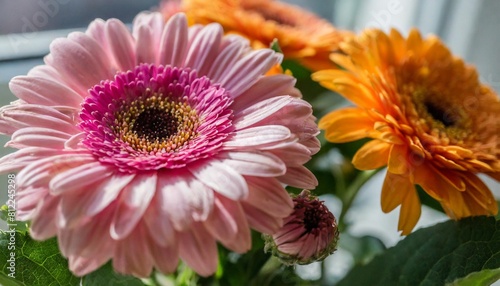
[0,0,499,284]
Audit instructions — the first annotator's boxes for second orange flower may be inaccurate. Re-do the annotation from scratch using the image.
[313,29,500,235]
[163,0,351,71]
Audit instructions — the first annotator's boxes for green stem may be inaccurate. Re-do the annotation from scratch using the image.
[338,169,381,231]
[331,165,346,198]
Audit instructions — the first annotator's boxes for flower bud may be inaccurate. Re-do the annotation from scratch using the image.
[264,190,339,265]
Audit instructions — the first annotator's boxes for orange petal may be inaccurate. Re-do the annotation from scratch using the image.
[376,131,404,144]
[459,172,498,216]
[312,71,382,110]
[436,169,466,192]
[381,172,415,213]
[333,78,382,109]
[389,28,406,60]
[387,144,409,175]
[319,108,375,143]
[466,159,495,172]
[398,185,421,235]
[434,155,467,171]
[373,31,394,67]
[413,163,449,201]
[352,140,391,170]
[330,53,356,72]
[406,29,424,56]
[441,185,468,219]
[413,164,469,211]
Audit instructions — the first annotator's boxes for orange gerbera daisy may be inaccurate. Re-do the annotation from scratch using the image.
[172,0,351,71]
[313,29,500,235]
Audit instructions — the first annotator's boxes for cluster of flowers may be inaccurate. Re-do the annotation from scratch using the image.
[0,0,498,278]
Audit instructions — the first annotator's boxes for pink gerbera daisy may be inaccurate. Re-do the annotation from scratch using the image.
[0,12,319,277]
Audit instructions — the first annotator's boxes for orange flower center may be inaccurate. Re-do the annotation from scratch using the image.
[241,2,297,27]
[408,87,471,142]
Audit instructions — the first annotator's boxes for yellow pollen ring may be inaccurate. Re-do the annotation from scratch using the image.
[112,92,199,153]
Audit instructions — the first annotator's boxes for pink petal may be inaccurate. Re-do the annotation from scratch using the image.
[244,177,293,217]
[266,143,312,165]
[283,115,318,140]
[68,31,114,74]
[64,132,86,149]
[16,186,47,220]
[17,153,95,188]
[219,151,286,177]
[223,125,291,150]
[58,203,115,257]
[48,37,111,94]
[68,252,112,277]
[184,23,223,76]
[273,223,304,245]
[218,49,282,97]
[27,65,66,83]
[132,12,164,38]
[49,161,112,195]
[6,127,70,149]
[233,96,294,129]
[113,223,154,277]
[278,166,318,189]
[301,136,321,155]
[86,173,136,216]
[110,173,157,240]
[30,195,59,240]
[149,240,180,274]
[0,147,62,173]
[9,76,83,108]
[133,12,164,64]
[297,234,318,259]
[156,169,214,231]
[207,40,247,82]
[0,104,78,135]
[85,18,107,48]
[241,202,283,234]
[248,98,315,130]
[189,160,248,200]
[11,126,71,142]
[179,224,218,277]
[143,194,177,247]
[105,19,137,71]
[231,74,300,111]
[6,134,66,149]
[204,195,251,253]
[58,173,135,228]
[159,13,189,67]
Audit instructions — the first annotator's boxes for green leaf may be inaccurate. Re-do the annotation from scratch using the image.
[215,231,272,286]
[337,216,500,286]
[0,231,80,286]
[0,205,29,234]
[81,262,144,286]
[339,233,386,265]
[447,268,500,286]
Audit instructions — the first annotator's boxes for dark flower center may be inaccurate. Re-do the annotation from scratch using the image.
[405,87,471,141]
[303,202,321,232]
[132,107,179,140]
[112,92,199,153]
[424,101,456,127]
[294,196,334,235]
